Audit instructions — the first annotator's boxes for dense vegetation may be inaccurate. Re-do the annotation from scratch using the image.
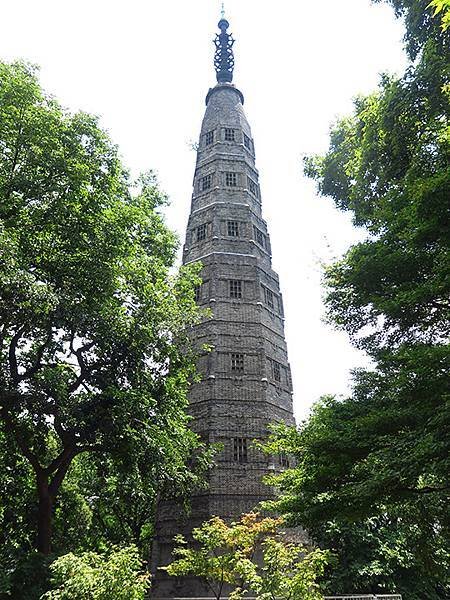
[0,61,211,598]
[264,1,449,598]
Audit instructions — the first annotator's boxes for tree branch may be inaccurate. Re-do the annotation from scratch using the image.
[48,446,77,498]
[8,326,26,383]
[0,402,42,473]
[68,340,96,393]
[20,327,53,380]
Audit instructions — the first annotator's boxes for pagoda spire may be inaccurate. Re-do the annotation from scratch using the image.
[214,13,235,83]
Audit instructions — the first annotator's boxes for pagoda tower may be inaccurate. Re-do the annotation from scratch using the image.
[152,16,295,598]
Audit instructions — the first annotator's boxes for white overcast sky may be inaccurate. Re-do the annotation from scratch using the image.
[1,0,407,420]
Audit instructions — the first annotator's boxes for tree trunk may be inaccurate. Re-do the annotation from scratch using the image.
[35,446,77,554]
[37,476,53,555]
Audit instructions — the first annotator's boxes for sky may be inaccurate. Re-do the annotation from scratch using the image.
[1,0,408,420]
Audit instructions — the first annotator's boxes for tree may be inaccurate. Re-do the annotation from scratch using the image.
[0,61,207,557]
[42,545,149,600]
[163,513,329,600]
[262,0,449,597]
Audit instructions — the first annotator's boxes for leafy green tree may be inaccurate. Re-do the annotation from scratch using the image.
[42,545,149,600]
[164,513,329,600]
[0,60,207,559]
[263,0,449,598]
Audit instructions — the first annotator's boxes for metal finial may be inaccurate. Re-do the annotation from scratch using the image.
[221,2,225,19]
[214,16,235,83]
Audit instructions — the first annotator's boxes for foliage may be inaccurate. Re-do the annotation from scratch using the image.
[264,1,450,598]
[372,0,450,58]
[304,54,449,353]
[164,513,329,600]
[42,545,149,600]
[263,410,449,598]
[2,552,53,600]
[428,0,450,30]
[0,57,209,569]
[264,346,449,519]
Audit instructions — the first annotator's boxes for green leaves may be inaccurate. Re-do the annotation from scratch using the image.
[428,0,450,30]
[42,546,150,600]
[305,28,449,352]
[164,513,329,600]
[0,59,210,561]
[271,2,450,597]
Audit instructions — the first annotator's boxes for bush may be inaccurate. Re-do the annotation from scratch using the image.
[41,545,149,600]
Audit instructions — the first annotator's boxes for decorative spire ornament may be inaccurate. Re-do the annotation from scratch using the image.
[214,15,235,83]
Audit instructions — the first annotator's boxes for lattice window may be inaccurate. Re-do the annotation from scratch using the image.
[196,223,207,242]
[233,437,248,462]
[253,225,265,248]
[263,286,275,309]
[229,279,242,299]
[225,172,237,187]
[231,353,244,372]
[272,360,281,382]
[248,177,259,197]
[244,133,252,151]
[205,130,214,146]
[200,174,212,191]
[227,220,239,237]
[194,285,201,302]
[224,128,235,141]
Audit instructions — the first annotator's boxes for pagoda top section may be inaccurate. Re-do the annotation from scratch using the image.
[214,18,235,83]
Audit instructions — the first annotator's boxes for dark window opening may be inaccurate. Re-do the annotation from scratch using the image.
[272,360,281,382]
[253,225,266,248]
[225,172,237,187]
[231,353,244,372]
[205,130,214,146]
[227,220,239,237]
[233,437,248,462]
[200,174,212,191]
[229,279,242,299]
[225,128,235,142]
[264,286,275,309]
[196,223,207,242]
[244,133,252,150]
[248,177,259,197]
